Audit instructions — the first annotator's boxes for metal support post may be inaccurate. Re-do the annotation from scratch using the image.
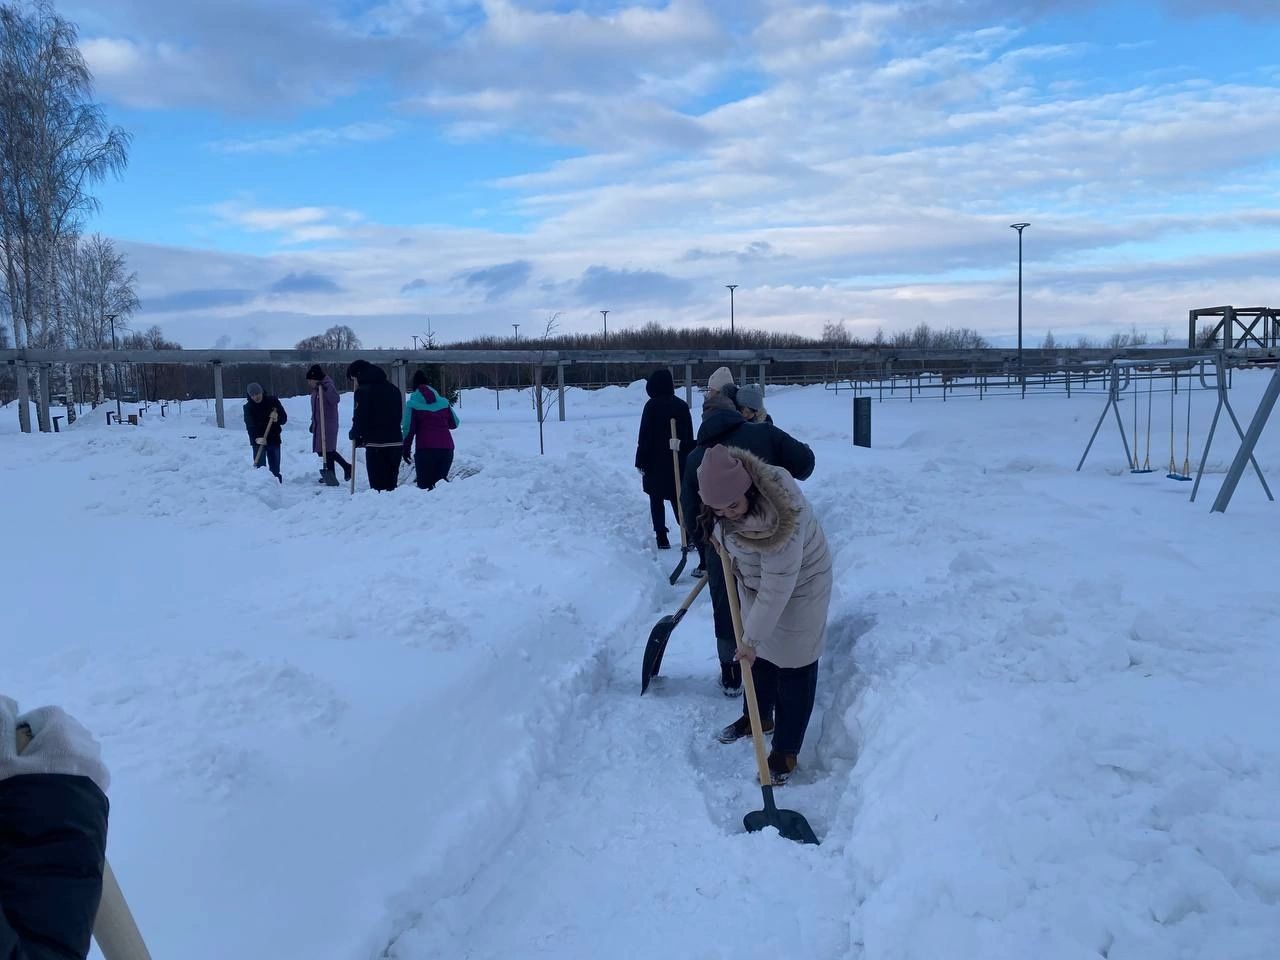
[757,362,766,394]
[557,362,566,422]
[16,361,31,433]
[213,363,225,428]
[1077,363,1133,471]
[685,363,693,406]
[37,365,52,432]
[1210,361,1279,512]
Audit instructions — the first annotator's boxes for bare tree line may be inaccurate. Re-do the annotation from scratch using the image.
[0,1,135,426]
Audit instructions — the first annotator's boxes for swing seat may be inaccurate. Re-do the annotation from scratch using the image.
[1130,468,1154,474]
[1167,472,1193,482]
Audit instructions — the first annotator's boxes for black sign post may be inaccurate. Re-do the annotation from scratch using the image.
[853,397,871,448]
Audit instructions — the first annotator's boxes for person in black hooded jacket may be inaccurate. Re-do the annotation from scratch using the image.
[635,369,694,549]
[243,382,287,482]
[347,360,404,492]
[681,401,815,696]
[1,698,110,960]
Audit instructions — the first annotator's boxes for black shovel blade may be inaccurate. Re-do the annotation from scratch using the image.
[667,546,690,586]
[744,785,819,845]
[640,609,685,695]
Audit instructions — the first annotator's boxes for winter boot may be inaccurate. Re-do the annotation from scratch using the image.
[320,468,340,487]
[767,751,798,785]
[692,563,706,578]
[656,529,671,550]
[719,659,742,697]
[717,712,774,744]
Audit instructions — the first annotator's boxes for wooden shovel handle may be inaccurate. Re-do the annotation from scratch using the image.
[15,724,152,960]
[718,542,772,789]
[679,572,709,612]
[670,419,688,549]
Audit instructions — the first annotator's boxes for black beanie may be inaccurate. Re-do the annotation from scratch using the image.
[346,359,370,381]
[305,364,325,381]
[412,370,429,388]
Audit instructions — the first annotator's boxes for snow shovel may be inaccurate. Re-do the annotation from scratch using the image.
[16,724,153,960]
[641,574,709,694]
[253,410,278,467]
[349,380,359,495]
[719,544,820,846]
[667,418,691,585]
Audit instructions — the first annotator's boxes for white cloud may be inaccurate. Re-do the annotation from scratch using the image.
[74,1,1280,347]
[206,203,366,245]
[208,122,397,154]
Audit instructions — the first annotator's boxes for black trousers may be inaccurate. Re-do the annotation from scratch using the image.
[704,542,737,663]
[648,493,677,534]
[747,657,819,756]
[415,448,454,490]
[324,451,352,476]
[364,446,401,491]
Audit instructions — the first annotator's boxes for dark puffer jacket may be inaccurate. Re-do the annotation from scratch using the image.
[680,408,815,546]
[635,369,694,500]
[243,395,287,445]
[349,365,403,446]
[0,774,109,960]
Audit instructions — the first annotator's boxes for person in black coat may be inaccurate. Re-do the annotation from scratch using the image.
[347,360,405,492]
[635,369,694,549]
[681,404,816,696]
[1,698,110,960]
[243,382,288,482]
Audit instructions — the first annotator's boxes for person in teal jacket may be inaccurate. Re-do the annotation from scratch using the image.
[401,370,459,490]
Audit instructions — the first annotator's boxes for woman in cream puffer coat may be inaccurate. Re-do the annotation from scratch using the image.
[696,444,833,784]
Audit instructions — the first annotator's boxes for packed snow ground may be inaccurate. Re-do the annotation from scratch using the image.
[3,372,1279,960]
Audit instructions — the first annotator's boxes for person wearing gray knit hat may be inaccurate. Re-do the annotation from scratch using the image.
[243,383,288,482]
[734,384,771,425]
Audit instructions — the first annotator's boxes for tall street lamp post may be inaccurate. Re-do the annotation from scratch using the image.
[107,313,121,421]
[1009,222,1030,398]
[601,310,610,386]
[726,284,738,349]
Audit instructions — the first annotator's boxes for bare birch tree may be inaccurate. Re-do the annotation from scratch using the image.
[0,1,129,430]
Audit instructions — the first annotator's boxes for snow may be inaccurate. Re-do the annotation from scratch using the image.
[2,372,1279,960]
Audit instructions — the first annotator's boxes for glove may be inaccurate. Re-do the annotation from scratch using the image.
[0,696,110,794]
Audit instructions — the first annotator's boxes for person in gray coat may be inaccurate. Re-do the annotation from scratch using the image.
[697,444,833,786]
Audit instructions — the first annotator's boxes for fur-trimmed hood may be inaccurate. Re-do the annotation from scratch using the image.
[720,447,800,552]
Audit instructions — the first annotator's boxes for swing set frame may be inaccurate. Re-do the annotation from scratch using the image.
[1076,354,1274,505]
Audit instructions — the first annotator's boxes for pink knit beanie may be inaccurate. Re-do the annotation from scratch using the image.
[698,445,752,508]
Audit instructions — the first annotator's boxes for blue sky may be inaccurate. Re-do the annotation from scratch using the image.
[63,0,1280,348]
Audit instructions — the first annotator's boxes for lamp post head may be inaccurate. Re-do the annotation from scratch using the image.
[1009,222,1030,232]
[726,284,738,292]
